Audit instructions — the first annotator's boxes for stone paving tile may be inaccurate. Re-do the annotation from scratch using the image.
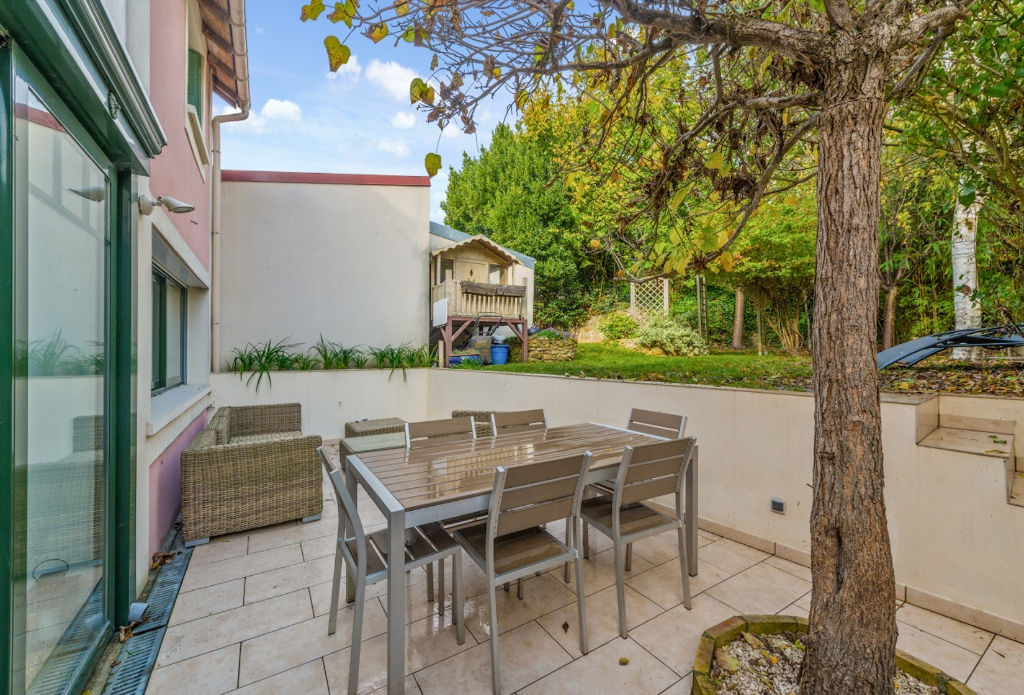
[247,519,334,554]
[706,562,811,615]
[967,636,1024,695]
[169,579,245,626]
[228,659,329,695]
[625,557,732,610]
[697,538,769,575]
[896,621,980,683]
[147,643,239,695]
[896,603,993,655]
[238,605,388,685]
[544,547,654,597]
[762,554,812,583]
[157,589,312,667]
[181,544,303,593]
[244,554,334,604]
[629,594,737,677]
[323,609,476,694]
[535,583,663,659]
[189,535,250,566]
[414,621,570,695]
[657,673,692,695]
[519,635,678,695]
[463,573,577,643]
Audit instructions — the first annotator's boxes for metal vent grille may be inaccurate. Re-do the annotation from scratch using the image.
[101,546,191,695]
[28,584,105,695]
[101,628,165,695]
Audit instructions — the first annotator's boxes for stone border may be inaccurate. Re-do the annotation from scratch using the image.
[692,615,977,695]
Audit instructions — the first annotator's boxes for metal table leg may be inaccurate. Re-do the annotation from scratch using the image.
[686,445,699,577]
[346,461,358,603]
[386,507,407,694]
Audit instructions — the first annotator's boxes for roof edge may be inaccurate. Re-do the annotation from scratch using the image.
[222,170,432,186]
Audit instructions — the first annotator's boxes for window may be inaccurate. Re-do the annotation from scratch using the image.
[152,268,186,392]
[489,264,502,284]
[187,49,203,122]
[441,259,454,281]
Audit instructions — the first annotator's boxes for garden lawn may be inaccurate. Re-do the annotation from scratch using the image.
[484,342,1024,396]
[486,342,812,390]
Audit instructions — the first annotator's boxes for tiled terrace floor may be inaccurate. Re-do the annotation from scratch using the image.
[146,471,1023,695]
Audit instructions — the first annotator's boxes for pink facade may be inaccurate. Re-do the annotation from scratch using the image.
[148,0,212,269]
[148,410,210,556]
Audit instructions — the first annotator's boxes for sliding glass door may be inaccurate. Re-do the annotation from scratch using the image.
[9,63,114,695]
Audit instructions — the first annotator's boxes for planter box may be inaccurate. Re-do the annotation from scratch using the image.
[692,615,977,695]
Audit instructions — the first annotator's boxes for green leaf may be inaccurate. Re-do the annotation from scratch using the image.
[958,184,977,207]
[984,81,1010,98]
[301,1,326,21]
[424,152,442,177]
[402,29,415,43]
[757,55,772,79]
[409,77,427,104]
[668,186,688,212]
[323,36,351,72]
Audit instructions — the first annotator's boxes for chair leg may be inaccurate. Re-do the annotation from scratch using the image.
[426,562,435,602]
[348,574,367,695]
[563,516,571,583]
[574,552,589,655]
[453,551,465,645]
[488,583,502,695]
[516,577,524,600]
[328,539,345,634]
[583,521,590,559]
[503,582,510,592]
[438,556,446,617]
[677,526,692,610]
[612,539,627,639]
[625,542,633,572]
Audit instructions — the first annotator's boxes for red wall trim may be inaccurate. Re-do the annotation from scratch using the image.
[221,170,431,187]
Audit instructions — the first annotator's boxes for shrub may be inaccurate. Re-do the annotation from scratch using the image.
[635,314,709,356]
[599,312,638,340]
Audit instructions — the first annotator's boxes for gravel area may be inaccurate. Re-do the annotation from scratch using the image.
[710,632,941,695]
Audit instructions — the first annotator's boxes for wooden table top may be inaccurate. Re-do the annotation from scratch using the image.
[348,422,657,512]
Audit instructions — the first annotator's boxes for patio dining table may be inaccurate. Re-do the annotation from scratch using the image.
[341,421,700,695]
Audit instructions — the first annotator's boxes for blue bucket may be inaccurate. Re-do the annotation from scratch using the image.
[490,344,510,365]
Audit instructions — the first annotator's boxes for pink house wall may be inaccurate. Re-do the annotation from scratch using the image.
[148,0,211,269]
[149,410,210,555]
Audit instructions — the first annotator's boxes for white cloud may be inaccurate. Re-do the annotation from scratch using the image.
[366,59,417,102]
[390,111,416,130]
[326,55,362,81]
[260,98,302,122]
[215,104,268,134]
[376,138,410,158]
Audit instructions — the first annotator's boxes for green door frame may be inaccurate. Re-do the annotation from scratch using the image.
[0,35,141,695]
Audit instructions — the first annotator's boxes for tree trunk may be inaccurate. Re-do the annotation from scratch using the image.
[951,189,982,360]
[799,55,897,695]
[732,287,745,349]
[882,285,898,350]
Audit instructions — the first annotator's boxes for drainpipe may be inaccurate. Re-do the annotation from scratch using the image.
[210,0,250,372]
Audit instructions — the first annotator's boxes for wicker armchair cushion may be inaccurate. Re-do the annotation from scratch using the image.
[228,403,302,439]
[231,431,303,445]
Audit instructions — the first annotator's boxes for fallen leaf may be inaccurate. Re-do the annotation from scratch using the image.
[561,621,569,633]
[618,657,630,666]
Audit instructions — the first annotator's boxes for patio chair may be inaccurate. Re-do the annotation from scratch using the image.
[453,452,592,695]
[489,409,547,435]
[625,407,687,438]
[318,448,466,695]
[581,437,696,638]
[404,415,476,448]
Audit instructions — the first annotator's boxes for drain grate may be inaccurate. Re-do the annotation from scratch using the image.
[101,628,166,695]
[101,545,191,695]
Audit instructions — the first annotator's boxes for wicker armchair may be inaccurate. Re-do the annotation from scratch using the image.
[181,404,322,545]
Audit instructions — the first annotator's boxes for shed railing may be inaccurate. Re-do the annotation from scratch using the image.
[430,279,526,320]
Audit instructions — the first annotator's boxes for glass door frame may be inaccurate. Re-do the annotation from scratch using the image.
[0,39,138,695]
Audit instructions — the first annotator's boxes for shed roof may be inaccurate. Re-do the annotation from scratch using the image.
[430,222,537,269]
[430,233,522,266]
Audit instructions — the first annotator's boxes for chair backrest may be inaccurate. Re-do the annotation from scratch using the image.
[490,409,547,435]
[317,446,365,554]
[488,452,591,540]
[625,408,686,438]
[405,416,476,448]
[612,438,695,513]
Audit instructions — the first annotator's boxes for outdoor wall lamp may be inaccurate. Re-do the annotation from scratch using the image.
[68,185,107,202]
[138,193,195,215]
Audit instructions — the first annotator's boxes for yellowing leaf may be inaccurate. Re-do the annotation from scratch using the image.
[424,152,442,177]
[758,55,772,79]
[515,90,529,111]
[327,4,351,25]
[430,54,439,70]
[395,1,409,16]
[719,251,735,272]
[668,186,688,212]
[783,194,799,206]
[323,36,351,72]
[409,77,427,103]
[717,230,731,247]
[368,23,389,42]
[705,151,724,170]
[492,67,502,79]
[301,1,326,21]
[422,85,435,105]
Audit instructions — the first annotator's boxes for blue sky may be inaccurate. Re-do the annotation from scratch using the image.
[216,2,511,221]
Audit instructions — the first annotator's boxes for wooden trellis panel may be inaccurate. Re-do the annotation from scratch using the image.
[630,278,669,317]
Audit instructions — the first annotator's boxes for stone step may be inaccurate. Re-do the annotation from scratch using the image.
[918,426,1014,459]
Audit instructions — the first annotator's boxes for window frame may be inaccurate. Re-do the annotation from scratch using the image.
[151,266,187,394]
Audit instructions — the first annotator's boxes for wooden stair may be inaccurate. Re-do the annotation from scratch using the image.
[917,414,1021,507]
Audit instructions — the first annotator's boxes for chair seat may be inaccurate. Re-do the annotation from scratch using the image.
[457,525,567,576]
[580,496,674,536]
[354,522,458,581]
